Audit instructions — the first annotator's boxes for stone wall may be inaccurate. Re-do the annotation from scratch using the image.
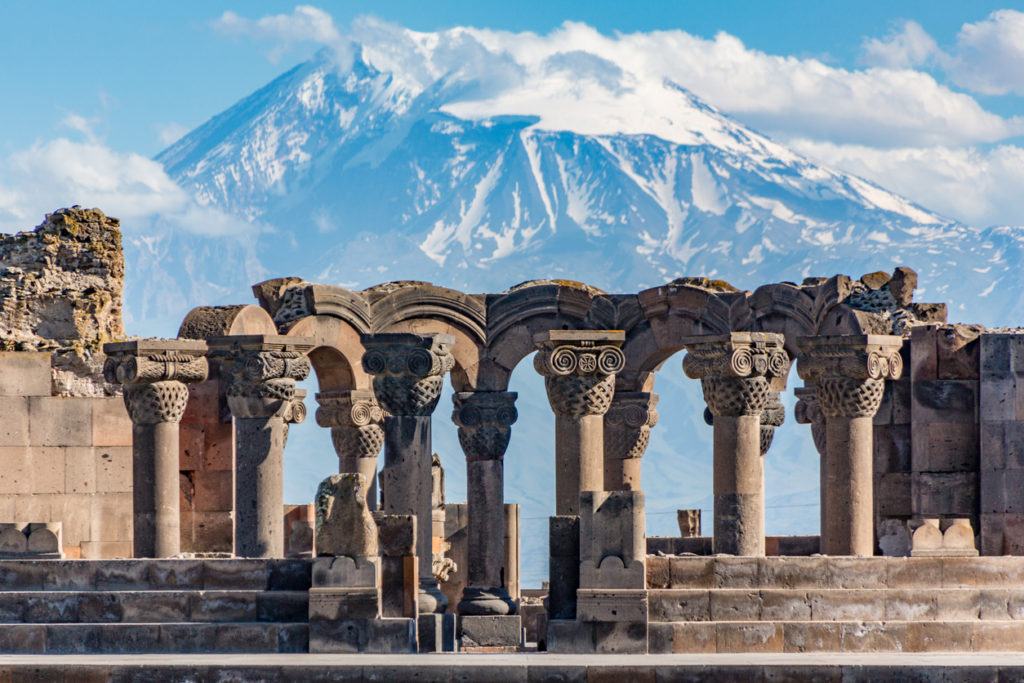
[0,352,132,557]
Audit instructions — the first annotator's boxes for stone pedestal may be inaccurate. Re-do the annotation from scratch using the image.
[548,515,580,620]
[104,339,209,558]
[534,330,626,515]
[316,389,385,509]
[683,333,789,557]
[604,392,658,491]
[375,513,418,619]
[458,615,523,649]
[452,391,518,619]
[362,333,454,619]
[798,334,903,556]
[208,335,313,558]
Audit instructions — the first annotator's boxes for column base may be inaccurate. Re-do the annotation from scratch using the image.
[418,578,448,614]
[457,585,516,616]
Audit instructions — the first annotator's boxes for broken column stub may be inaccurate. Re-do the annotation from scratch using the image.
[362,332,454,616]
[452,390,518,617]
[208,334,312,558]
[604,392,659,491]
[316,389,385,509]
[315,473,378,558]
[375,513,418,619]
[798,334,903,556]
[103,338,209,558]
[534,330,626,515]
[683,332,789,556]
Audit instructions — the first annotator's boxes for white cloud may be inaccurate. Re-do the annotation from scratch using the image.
[155,122,189,147]
[790,139,1024,227]
[212,5,352,65]
[59,113,100,143]
[0,137,258,237]
[862,21,940,69]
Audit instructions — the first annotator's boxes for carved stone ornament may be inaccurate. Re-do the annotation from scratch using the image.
[360,333,455,417]
[682,332,789,417]
[103,339,209,425]
[759,391,785,456]
[207,335,313,420]
[797,335,903,418]
[452,391,518,462]
[316,389,386,460]
[533,330,626,418]
[604,392,659,461]
[793,385,827,456]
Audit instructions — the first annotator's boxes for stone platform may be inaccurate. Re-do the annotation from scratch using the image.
[1,652,1023,681]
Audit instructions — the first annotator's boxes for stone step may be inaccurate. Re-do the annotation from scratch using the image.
[650,587,1024,622]
[649,619,1024,653]
[0,590,308,624]
[648,555,1024,590]
[0,558,312,592]
[0,622,308,654]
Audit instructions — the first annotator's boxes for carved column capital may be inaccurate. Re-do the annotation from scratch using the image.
[797,335,903,418]
[360,333,455,417]
[604,392,659,461]
[759,391,785,456]
[316,389,386,460]
[452,391,518,462]
[683,332,789,417]
[103,339,209,425]
[207,335,313,420]
[533,330,626,417]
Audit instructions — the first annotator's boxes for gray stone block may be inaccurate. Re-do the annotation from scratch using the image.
[257,591,308,622]
[417,612,455,652]
[311,555,378,588]
[459,614,522,647]
[189,591,257,622]
[309,587,380,620]
[202,559,267,590]
[576,589,648,622]
[545,619,594,653]
[593,619,647,654]
[29,396,93,446]
[0,397,29,446]
[0,353,51,397]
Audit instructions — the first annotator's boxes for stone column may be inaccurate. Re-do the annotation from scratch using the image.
[604,392,659,491]
[361,333,454,614]
[208,335,312,558]
[683,332,789,556]
[798,335,903,556]
[315,389,386,509]
[533,331,626,515]
[452,391,518,616]
[103,339,209,558]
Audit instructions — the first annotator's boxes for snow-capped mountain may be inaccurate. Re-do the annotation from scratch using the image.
[130,37,1024,586]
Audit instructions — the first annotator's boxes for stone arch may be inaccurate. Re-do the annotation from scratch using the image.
[285,314,366,392]
[483,281,605,390]
[178,304,277,339]
[747,282,816,360]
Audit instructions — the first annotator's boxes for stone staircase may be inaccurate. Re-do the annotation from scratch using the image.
[0,558,311,653]
[647,555,1024,653]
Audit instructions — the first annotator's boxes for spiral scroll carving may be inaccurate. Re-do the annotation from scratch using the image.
[534,336,625,418]
[797,336,902,419]
[361,336,455,417]
[104,340,210,425]
[316,390,387,461]
[452,392,518,461]
[604,393,659,461]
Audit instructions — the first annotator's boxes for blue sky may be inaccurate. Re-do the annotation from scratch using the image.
[1,2,1023,228]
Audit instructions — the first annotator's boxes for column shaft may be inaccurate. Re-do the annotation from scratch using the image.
[235,416,288,558]
[132,423,183,558]
[466,459,504,587]
[713,414,764,556]
[824,415,874,555]
[555,414,604,515]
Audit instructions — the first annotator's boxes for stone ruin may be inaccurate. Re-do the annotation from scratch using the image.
[2,207,1024,656]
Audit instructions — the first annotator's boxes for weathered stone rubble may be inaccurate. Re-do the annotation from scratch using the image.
[0,207,125,395]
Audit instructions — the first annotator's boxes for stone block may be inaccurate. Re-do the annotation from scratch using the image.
[545,619,594,654]
[80,541,132,559]
[257,591,308,623]
[713,557,759,588]
[886,557,942,588]
[646,622,673,654]
[380,555,416,618]
[647,589,710,622]
[937,325,982,380]
[178,423,204,471]
[775,535,820,556]
[934,589,980,619]
[375,514,416,557]
[885,589,937,620]
[979,588,1011,619]
[89,493,132,543]
[459,615,522,648]
[576,589,647,622]
[310,617,415,654]
[148,560,203,589]
[91,398,132,448]
[309,587,380,620]
[202,559,267,590]
[191,591,258,622]
[29,397,93,447]
[27,523,60,554]
[972,621,1024,651]
[0,526,27,553]
[202,421,234,471]
[709,590,760,621]
[95,447,132,493]
[190,470,232,513]
[29,446,65,494]
[548,516,580,620]
[312,556,378,588]
[94,560,148,589]
[874,424,911,474]
[0,353,51,397]
[593,620,647,654]
[182,378,221,424]
[910,325,938,381]
[891,378,912,425]
[758,557,825,589]
[760,589,812,620]
[919,422,978,472]
[417,612,455,653]
[0,447,29,495]
[716,622,783,653]
[944,556,1024,587]
[122,593,190,622]
[185,511,234,553]
[579,491,644,568]
[980,377,1015,422]
[875,474,912,517]
[981,334,1013,377]
[809,590,885,621]
[839,621,908,652]
[0,397,29,446]
[668,621,716,653]
[907,621,973,652]
[911,380,978,424]
[64,447,95,495]
[645,555,669,588]
[912,472,977,516]
[266,558,312,591]
[13,493,58,525]
[783,622,841,653]
[43,559,95,590]
[826,557,887,588]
